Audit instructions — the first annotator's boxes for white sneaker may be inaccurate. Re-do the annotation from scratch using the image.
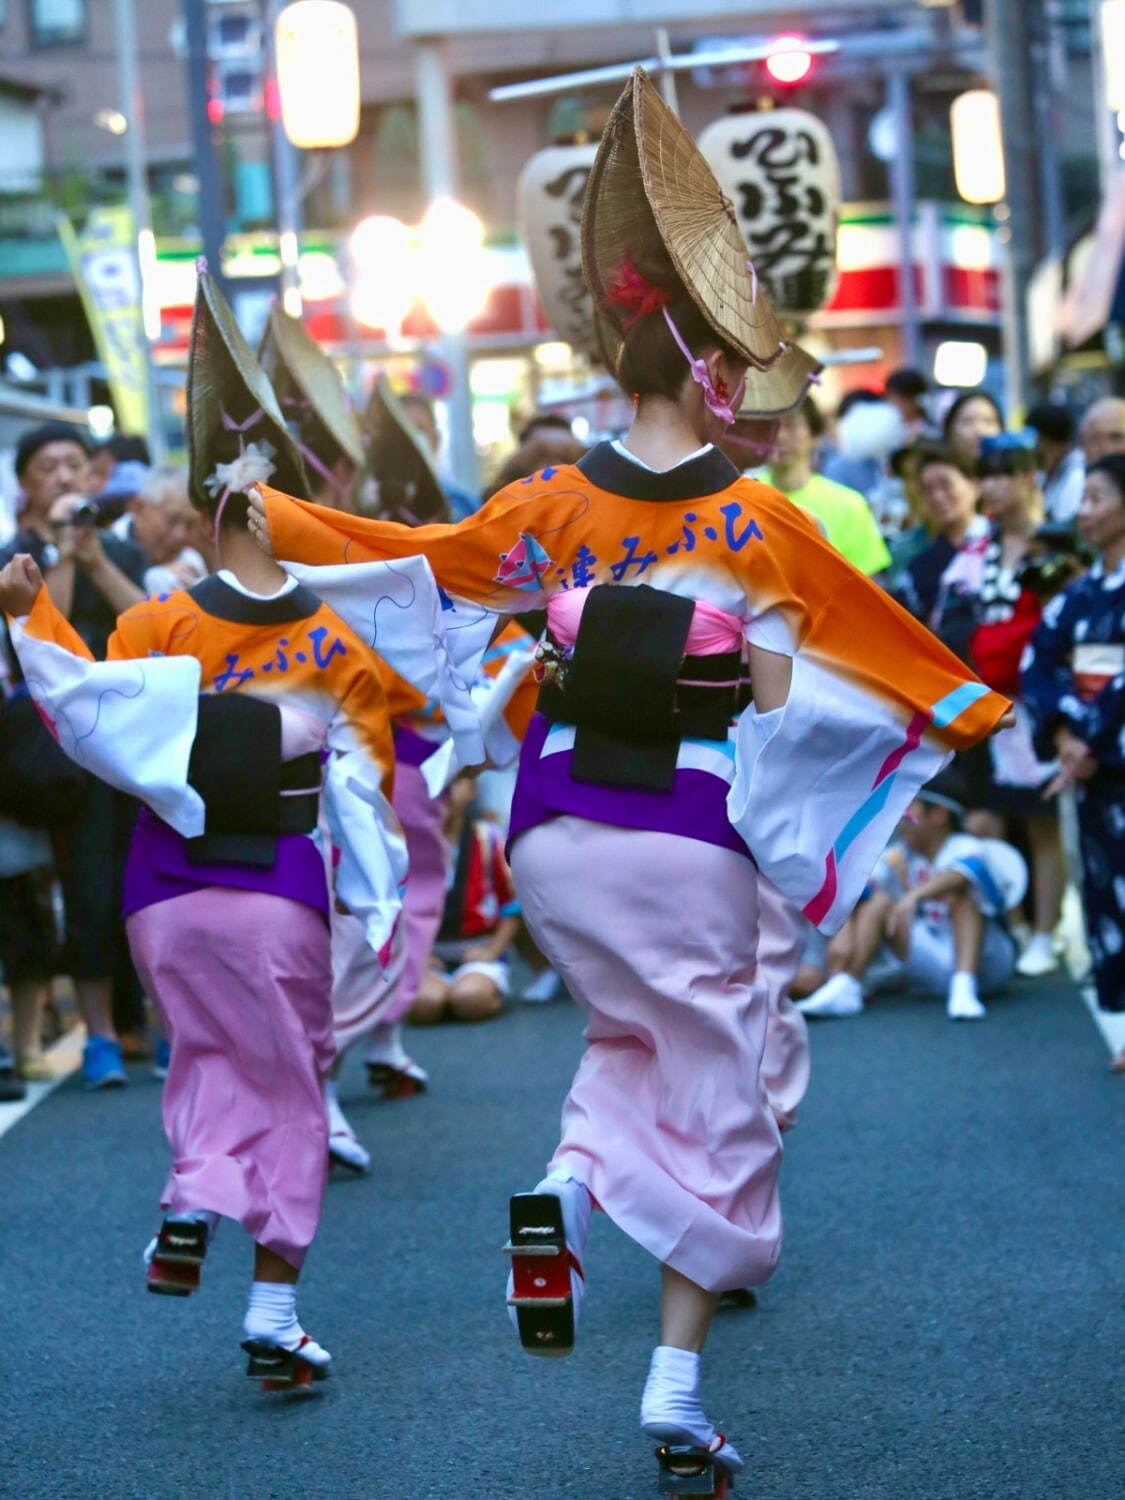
[521,968,562,1004]
[1016,934,1059,978]
[946,986,987,1021]
[797,973,865,1018]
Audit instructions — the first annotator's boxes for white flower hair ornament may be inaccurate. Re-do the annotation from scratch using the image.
[203,439,277,501]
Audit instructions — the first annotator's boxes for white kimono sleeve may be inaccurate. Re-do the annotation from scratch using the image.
[8,616,206,837]
[420,641,538,796]
[321,705,409,964]
[283,557,497,770]
[728,649,954,934]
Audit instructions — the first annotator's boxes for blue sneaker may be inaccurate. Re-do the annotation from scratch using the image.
[83,1036,127,1091]
[152,1038,171,1080]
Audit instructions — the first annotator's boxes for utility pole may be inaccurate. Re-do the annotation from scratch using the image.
[984,0,1036,416]
[114,0,165,455]
[264,0,303,318]
[1090,0,1123,195]
[886,68,922,370]
[182,0,228,294]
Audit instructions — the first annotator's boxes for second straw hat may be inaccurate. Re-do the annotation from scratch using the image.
[582,68,819,415]
[358,378,450,525]
[258,306,365,472]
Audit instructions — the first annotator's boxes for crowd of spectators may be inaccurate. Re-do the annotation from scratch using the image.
[776,372,1124,1047]
[3,373,1124,1097]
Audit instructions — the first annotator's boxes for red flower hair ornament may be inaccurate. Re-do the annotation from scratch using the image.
[605,253,670,329]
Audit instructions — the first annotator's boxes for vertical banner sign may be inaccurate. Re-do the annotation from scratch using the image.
[58,206,151,433]
[698,109,842,318]
[517,143,599,360]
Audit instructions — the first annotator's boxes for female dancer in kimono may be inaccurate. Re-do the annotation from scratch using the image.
[0,271,411,1392]
[247,71,1011,1490]
[348,380,536,1100]
[1022,453,1125,1072]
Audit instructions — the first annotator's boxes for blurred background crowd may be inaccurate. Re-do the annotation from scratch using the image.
[2,363,1122,1096]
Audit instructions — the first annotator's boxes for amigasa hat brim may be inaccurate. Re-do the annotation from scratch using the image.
[259,306,365,471]
[582,69,820,416]
[186,267,310,510]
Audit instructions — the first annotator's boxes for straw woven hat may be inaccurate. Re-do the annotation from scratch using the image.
[186,267,310,510]
[358,377,450,525]
[258,306,365,470]
[581,69,819,416]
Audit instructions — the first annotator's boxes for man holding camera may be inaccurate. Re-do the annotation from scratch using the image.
[1,423,147,1088]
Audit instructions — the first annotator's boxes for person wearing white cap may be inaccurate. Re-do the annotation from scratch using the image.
[799,768,1025,1022]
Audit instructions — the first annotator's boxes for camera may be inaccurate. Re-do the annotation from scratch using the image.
[70,501,100,526]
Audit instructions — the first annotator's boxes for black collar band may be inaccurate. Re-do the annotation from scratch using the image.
[189,574,321,625]
[577,441,739,502]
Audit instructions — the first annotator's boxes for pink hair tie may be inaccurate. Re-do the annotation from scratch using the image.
[660,308,746,426]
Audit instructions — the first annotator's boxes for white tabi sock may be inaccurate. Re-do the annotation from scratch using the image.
[242,1281,331,1367]
[324,1078,371,1171]
[946,970,986,1020]
[506,1172,591,1333]
[362,1023,428,1084]
[641,1346,744,1473]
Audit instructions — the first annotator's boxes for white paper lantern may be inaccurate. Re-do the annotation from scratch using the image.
[698,108,842,317]
[517,143,599,359]
[275,1,360,150]
[950,90,1006,206]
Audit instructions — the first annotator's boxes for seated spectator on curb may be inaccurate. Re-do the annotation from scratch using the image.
[408,777,521,1026]
[797,770,1025,1024]
[759,397,892,576]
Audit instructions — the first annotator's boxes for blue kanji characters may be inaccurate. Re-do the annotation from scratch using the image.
[609,536,659,582]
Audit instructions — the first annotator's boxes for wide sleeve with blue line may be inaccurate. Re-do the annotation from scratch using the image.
[729,566,1010,935]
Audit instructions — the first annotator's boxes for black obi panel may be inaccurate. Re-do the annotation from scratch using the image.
[186,693,320,868]
[536,584,740,792]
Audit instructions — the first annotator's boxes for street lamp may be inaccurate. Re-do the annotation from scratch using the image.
[349,202,494,487]
[417,197,492,334]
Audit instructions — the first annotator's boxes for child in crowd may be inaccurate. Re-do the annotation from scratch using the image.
[798,770,1024,1022]
[409,776,521,1026]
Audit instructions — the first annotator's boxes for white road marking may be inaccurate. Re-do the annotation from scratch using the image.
[0,1026,84,1144]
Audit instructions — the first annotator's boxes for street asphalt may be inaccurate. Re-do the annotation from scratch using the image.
[0,975,1121,1500]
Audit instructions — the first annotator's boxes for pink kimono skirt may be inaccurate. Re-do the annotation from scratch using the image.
[511,816,784,1294]
[380,762,448,1026]
[127,887,334,1270]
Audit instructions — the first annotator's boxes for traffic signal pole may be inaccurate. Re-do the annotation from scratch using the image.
[985,0,1036,416]
[182,0,228,295]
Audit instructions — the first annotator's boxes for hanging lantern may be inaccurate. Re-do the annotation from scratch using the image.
[698,108,842,318]
[275,1,360,150]
[950,89,1006,206]
[517,142,600,361]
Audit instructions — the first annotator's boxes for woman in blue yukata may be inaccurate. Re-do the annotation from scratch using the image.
[1022,453,1125,1072]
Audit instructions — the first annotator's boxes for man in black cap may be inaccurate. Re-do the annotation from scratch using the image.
[1,422,149,1088]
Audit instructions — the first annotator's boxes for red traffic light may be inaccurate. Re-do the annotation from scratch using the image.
[764,35,814,86]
